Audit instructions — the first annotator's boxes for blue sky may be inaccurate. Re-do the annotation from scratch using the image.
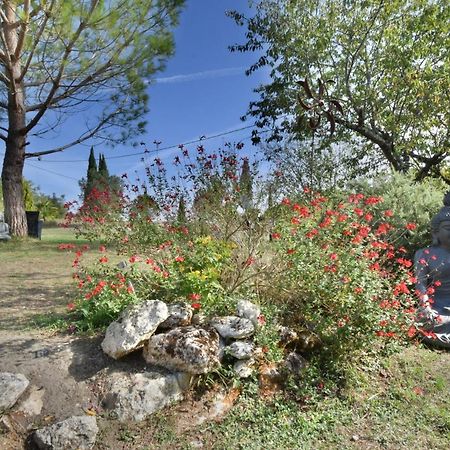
[17,0,268,201]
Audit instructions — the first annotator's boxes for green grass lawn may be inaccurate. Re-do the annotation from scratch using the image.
[0,227,94,331]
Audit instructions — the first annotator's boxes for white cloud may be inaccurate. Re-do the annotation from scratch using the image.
[151,67,246,84]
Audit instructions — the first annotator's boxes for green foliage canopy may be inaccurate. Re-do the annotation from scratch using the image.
[230,0,450,180]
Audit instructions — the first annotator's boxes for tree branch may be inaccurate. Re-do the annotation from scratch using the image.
[14,0,29,60]
[24,108,122,158]
[18,0,54,83]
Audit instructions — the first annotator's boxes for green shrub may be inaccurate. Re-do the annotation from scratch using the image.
[349,172,447,255]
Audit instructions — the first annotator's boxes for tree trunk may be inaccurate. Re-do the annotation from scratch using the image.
[1,137,27,237]
[1,1,28,237]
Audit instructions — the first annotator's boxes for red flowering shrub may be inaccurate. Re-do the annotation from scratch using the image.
[271,190,416,370]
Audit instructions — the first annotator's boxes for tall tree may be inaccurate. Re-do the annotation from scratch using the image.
[0,0,184,236]
[83,147,98,200]
[176,195,187,224]
[98,153,109,179]
[239,158,253,211]
[229,0,450,181]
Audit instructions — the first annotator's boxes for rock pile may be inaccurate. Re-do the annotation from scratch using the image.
[98,298,267,421]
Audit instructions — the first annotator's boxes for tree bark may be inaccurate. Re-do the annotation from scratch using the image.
[1,1,28,236]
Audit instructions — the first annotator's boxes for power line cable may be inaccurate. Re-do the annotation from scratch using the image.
[28,122,264,163]
[15,130,271,182]
[25,162,80,181]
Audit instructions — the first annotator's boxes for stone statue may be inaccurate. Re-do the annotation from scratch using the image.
[414,192,450,348]
[0,212,11,241]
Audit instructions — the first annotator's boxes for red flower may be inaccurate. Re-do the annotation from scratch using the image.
[129,255,140,263]
[384,210,394,217]
[306,229,318,239]
[257,314,266,325]
[393,281,410,295]
[99,245,107,252]
[191,302,201,310]
[293,204,311,217]
[245,256,255,266]
[281,198,290,205]
[175,256,185,262]
[99,256,108,263]
[364,196,383,205]
[146,258,155,265]
[189,293,201,301]
[405,223,417,230]
[67,303,76,311]
[286,249,296,255]
[435,280,442,287]
[408,326,417,338]
[329,253,338,261]
[397,258,412,268]
[271,232,281,240]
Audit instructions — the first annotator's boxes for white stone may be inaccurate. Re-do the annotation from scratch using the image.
[210,316,255,339]
[0,372,29,412]
[233,358,255,378]
[101,300,169,359]
[33,415,98,450]
[159,302,193,329]
[226,341,255,359]
[103,371,190,422]
[143,326,220,374]
[236,299,261,327]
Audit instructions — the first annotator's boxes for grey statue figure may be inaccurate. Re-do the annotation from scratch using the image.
[0,212,11,241]
[414,192,450,348]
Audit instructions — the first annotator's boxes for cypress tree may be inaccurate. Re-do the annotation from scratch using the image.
[84,147,98,200]
[177,196,187,224]
[239,158,253,211]
[98,153,109,178]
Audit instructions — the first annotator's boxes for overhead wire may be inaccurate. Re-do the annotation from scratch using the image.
[23,122,266,163]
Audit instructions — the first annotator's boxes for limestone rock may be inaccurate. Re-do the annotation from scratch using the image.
[101,300,169,359]
[103,371,190,422]
[191,313,207,326]
[159,302,193,329]
[0,372,29,412]
[143,326,220,374]
[236,299,261,327]
[226,341,254,360]
[210,316,255,339]
[233,358,255,378]
[32,416,98,450]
